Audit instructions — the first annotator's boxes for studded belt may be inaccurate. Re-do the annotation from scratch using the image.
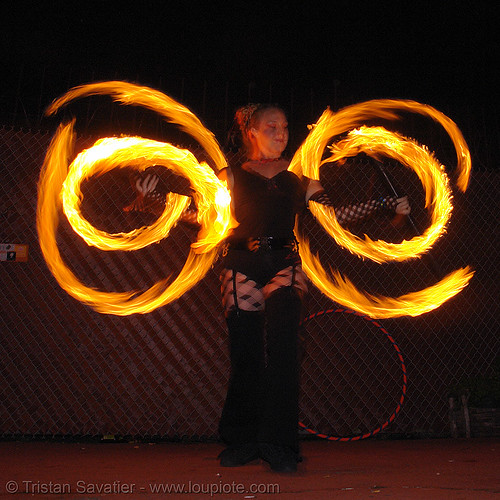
[228,236,298,252]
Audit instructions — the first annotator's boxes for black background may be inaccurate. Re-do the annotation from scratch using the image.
[1,1,498,165]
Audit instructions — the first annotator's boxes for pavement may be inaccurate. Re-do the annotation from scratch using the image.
[0,438,498,499]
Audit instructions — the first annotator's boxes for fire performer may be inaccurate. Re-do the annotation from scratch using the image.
[128,103,410,472]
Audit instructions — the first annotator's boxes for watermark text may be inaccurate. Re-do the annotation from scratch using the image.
[2,479,280,496]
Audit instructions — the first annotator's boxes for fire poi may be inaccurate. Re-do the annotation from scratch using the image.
[37,81,474,318]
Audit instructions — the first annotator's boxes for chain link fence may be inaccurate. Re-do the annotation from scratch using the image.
[1,125,498,441]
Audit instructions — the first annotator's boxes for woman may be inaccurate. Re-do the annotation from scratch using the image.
[128,103,410,473]
[216,104,410,472]
[216,104,308,472]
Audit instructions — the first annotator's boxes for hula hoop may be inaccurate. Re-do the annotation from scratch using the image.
[298,307,407,441]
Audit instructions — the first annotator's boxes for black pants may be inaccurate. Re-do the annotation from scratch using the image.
[218,286,302,453]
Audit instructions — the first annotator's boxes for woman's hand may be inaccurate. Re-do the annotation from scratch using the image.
[395,196,411,215]
[135,174,159,195]
[123,174,162,214]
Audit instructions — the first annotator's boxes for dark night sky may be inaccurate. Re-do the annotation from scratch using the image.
[1,1,498,163]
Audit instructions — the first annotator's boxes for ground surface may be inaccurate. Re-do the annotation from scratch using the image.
[0,438,498,499]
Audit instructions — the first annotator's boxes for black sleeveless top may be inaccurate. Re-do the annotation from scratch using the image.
[228,161,306,241]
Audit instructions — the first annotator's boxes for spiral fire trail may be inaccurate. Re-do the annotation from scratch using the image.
[38,84,473,317]
[290,100,473,318]
[37,82,234,315]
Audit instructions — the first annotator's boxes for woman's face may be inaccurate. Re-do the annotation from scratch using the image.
[249,108,288,159]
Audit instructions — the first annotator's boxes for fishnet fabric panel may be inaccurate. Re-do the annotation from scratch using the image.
[265,266,308,299]
[220,270,264,313]
[220,266,309,315]
[310,190,397,225]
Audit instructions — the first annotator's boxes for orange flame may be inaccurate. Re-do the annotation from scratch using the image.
[62,136,233,253]
[289,99,471,191]
[297,238,473,318]
[39,84,474,318]
[62,137,190,252]
[310,126,453,262]
[290,100,473,318]
[46,80,227,173]
[37,83,235,315]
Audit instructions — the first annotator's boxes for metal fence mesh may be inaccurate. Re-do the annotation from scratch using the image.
[0,126,498,440]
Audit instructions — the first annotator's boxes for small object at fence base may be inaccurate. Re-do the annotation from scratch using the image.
[0,244,28,262]
[449,396,500,437]
[449,397,458,438]
[462,394,471,438]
